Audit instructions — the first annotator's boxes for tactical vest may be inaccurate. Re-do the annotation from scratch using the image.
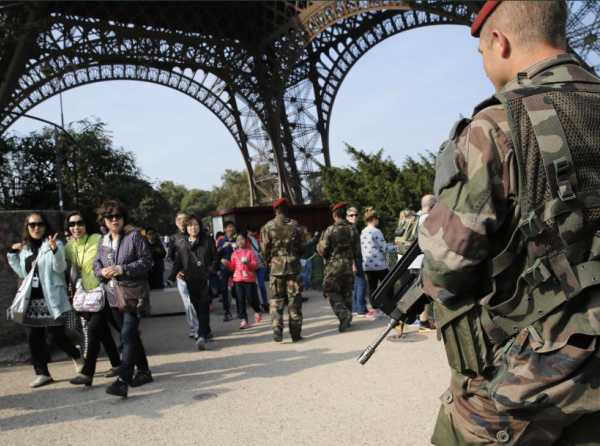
[480,77,600,345]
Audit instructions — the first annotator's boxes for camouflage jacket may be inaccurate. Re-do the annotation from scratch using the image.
[317,219,359,277]
[420,53,600,350]
[420,53,600,444]
[260,215,304,276]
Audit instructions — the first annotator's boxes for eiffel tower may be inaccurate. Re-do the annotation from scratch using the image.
[1,1,598,204]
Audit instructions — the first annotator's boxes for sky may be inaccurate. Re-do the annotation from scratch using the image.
[8,25,494,190]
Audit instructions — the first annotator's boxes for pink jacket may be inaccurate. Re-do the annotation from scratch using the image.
[226,248,258,283]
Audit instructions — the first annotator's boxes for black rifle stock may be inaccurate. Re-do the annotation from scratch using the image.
[358,240,425,365]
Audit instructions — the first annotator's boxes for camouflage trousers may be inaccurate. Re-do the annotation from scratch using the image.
[323,273,354,323]
[431,330,600,445]
[269,275,302,339]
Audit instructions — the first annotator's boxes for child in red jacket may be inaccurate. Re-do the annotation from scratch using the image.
[222,234,262,329]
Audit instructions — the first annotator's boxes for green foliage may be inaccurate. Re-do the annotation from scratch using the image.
[180,189,216,216]
[0,119,174,233]
[321,144,435,238]
[211,169,252,210]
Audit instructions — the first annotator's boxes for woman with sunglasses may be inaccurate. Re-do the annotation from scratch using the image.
[65,211,121,386]
[93,200,153,398]
[7,212,83,388]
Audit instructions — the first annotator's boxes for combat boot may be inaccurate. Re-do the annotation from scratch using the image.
[273,330,283,342]
[339,315,352,332]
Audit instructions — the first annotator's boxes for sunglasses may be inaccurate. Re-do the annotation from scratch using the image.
[68,220,85,228]
[104,214,123,221]
[27,222,46,229]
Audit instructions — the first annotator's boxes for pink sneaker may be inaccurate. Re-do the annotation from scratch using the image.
[255,314,262,324]
[240,320,248,329]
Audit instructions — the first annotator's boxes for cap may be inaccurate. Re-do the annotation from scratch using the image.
[471,0,503,37]
[331,202,347,212]
[272,198,288,209]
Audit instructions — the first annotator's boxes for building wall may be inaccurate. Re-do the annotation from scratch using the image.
[0,210,65,347]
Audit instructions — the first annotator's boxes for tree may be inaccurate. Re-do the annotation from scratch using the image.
[321,144,435,238]
[157,181,188,212]
[0,119,174,233]
[180,188,216,216]
[211,169,252,209]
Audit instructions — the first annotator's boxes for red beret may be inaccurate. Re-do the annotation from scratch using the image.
[471,0,503,37]
[331,202,347,212]
[272,198,288,209]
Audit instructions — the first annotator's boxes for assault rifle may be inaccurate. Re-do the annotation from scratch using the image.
[357,240,427,365]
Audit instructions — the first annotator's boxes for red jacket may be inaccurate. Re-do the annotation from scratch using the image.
[225,248,258,283]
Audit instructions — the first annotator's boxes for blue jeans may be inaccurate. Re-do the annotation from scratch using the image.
[119,311,149,384]
[301,259,313,290]
[177,278,198,333]
[352,274,367,314]
[256,267,268,306]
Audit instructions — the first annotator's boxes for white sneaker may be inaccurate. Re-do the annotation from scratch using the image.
[72,357,84,373]
[30,375,53,388]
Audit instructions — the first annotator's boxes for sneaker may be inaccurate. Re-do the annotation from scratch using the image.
[70,373,93,387]
[188,331,196,338]
[30,375,53,388]
[255,314,262,324]
[223,313,233,322]
[72,357,84,373]
[366,309,382,320]
[196,337,207,351]
[240,320,248,329]
[130,370,153,388]
[105,367,120,378]
[106,378,128,398]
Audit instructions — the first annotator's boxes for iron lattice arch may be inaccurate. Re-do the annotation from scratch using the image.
[1,1,599,204]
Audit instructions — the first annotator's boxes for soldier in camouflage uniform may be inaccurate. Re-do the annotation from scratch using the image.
[416,1,600,444]
[260,198,305,342]
[317,203,360,332]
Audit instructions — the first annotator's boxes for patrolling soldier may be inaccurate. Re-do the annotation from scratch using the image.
[318,202,360,332]
[260,198,305,342]
[417,1,600,444]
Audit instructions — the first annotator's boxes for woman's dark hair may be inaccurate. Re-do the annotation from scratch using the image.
[22,212,54,247]
[96,200,128,229]
[215,231,224,239]
[64,210,85,232]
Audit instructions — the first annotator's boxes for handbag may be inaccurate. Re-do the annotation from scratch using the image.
[7,253,40,324]
[108,281,145,312]
[72,281,105,313]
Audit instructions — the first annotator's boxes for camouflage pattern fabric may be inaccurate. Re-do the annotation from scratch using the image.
[261,214,304,339]
[420,54,600,444]
[260,215,304,277]
[395,209,418,255]
[269,275,302,339]
[317,219,359,324]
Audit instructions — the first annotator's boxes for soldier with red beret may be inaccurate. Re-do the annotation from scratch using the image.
[317,202,360,332]
[260,198,306,342]
[412,1,600,443]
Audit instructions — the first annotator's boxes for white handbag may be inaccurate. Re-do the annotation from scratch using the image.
[72,281,105,313]
[7,255,39,324]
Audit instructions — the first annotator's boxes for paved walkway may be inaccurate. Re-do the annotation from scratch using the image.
[0,290,448,445]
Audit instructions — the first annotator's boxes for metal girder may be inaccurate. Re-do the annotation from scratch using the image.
[1,1,599,205]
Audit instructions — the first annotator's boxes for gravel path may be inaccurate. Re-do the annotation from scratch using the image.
[0,290,449,445]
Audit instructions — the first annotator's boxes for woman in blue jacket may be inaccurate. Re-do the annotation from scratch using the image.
[7,212,82,388]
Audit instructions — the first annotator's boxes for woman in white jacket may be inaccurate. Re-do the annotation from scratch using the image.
[360,207,396,318]
[7,212,82,388]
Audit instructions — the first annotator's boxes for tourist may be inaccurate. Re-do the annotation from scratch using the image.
[168,212,199,337]
[170,214,217,350]
[222,234,261,329]
[216,221,237,321]
[247,225,269,313]
[360,207,396,319]
[146,227,166,290]
[93,200,153,398]
[7,212,82,388]
[65,211,121,386]
[347,206,367,316]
